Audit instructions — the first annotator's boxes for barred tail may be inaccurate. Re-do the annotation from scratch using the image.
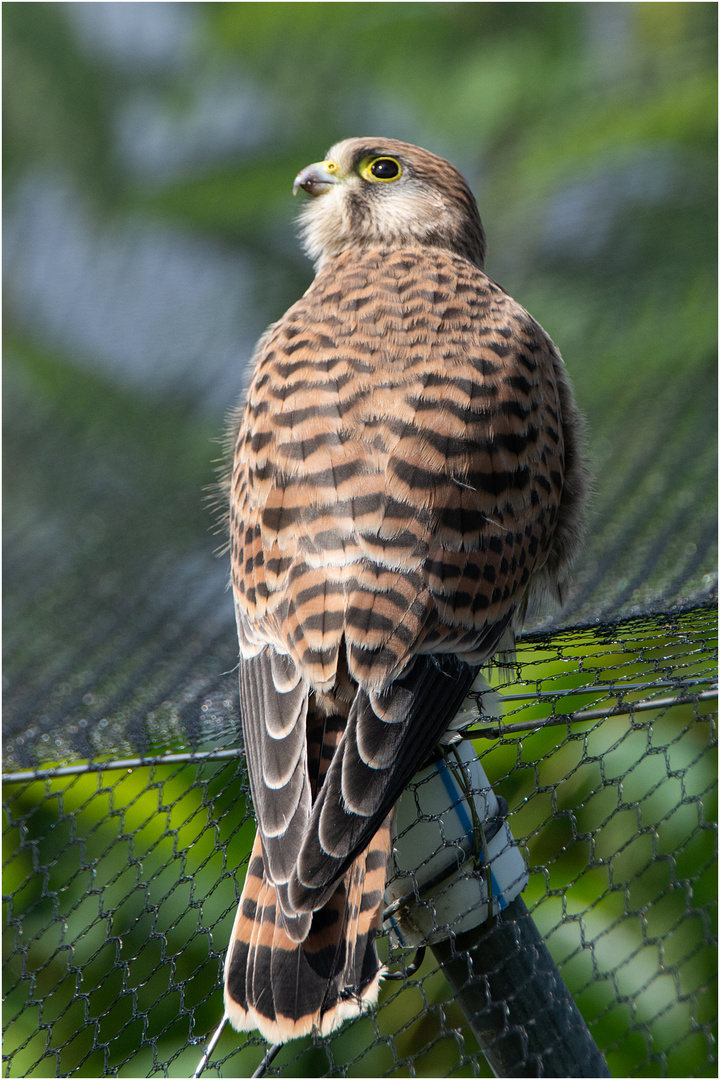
[224,819,391,1043]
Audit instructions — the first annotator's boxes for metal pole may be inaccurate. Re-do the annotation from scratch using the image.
[431,895,612,1078]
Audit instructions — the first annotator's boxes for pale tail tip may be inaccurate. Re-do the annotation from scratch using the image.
[224,969,384,1044]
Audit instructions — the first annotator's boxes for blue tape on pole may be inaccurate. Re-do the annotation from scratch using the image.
[385,745,528,946]
[435,757,473,836]
[434,758,507,911]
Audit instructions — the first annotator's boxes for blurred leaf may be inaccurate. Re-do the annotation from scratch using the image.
[3,3,115,197]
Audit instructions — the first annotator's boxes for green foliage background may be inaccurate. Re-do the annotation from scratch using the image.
[3,3,717,1078]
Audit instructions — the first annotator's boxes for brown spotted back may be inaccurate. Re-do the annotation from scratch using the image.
[230,243,577,693]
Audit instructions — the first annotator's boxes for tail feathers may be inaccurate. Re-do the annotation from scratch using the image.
[224,822,390,1043]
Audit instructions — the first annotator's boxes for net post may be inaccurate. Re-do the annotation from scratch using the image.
[431,898,612,1078]
[385,741,612,1078]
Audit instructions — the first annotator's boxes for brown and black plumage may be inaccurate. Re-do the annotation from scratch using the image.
[224,137,587,1043]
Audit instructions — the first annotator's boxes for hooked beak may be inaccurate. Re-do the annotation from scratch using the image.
[293,160,341,197]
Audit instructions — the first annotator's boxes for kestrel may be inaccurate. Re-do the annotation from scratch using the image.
[223,137,587,1043]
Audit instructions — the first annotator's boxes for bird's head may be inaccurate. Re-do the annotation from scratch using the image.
[293,137,486,270]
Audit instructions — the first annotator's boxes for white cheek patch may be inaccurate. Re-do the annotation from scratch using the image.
[372,186,444,238]
[298,178,455,267]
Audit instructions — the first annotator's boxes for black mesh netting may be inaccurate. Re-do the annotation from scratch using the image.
[3,282,717,1078]
[3,609,716,1078]
[3,4,718,1078]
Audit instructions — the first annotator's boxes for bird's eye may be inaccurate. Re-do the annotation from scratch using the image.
[371,158,400,179]
[360,156,402,182]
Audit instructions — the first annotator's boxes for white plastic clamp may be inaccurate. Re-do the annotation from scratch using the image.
[383,738,528,948]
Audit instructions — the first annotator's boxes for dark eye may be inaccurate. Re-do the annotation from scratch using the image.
[370,157,401,180]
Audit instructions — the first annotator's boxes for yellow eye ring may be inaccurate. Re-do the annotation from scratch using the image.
[359,156,402,183]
